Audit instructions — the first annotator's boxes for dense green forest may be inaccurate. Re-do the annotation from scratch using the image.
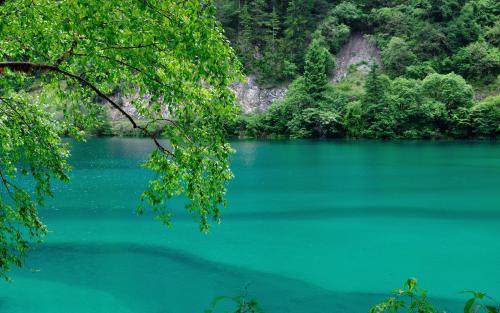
[216,0,500,139]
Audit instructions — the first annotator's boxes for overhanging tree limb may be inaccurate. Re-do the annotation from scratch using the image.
[0,61,173,156]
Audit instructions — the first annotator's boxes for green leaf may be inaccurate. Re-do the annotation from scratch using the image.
[464,298,476,313]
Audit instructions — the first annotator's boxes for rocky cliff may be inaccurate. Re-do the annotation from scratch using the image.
[108,33,380,119]
[331,32,381,83]
[231,76,288,113]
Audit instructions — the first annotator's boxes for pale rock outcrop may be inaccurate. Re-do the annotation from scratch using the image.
[107,33,380,119]
[331,32,381,83]
[231,76,287,113]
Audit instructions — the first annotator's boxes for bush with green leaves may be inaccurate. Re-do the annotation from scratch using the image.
[422,73,474,111]
[371,278,499,313]
[382,37,418,77]
[205,279,499,313]
[313,18,351,53]
[405,64,436,80]
[329,1,364,26]
[452,41,500,82]
[288,107,342,138]
[341,100,364,138]
[370,7,410,46]
[468,95,500,137]
[485,21,500,47]
[248,77,311,138]
[370,278,438,313]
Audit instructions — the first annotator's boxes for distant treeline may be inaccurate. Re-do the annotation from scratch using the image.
[216,0,499,139]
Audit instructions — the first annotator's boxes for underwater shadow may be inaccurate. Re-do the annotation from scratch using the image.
[10,242,464,313]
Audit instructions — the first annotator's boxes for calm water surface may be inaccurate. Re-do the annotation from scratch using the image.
[1,139,499,313]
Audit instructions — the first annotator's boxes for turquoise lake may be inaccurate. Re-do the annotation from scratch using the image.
[1,138,499,313]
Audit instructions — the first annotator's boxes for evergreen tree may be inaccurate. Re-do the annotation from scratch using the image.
[284,0,310,67]
[215,0,240,40]
[362,64,395,138]
[249,0,271,48]
[237,3,254,69]
[363,64,387,109]
[255,6,289,84]
[269,6,280,49]
[303,38,332,101]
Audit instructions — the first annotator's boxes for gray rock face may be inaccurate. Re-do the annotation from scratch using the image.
[331,32,381,83]
[231,76,288,114]
[106,91,142,120]
[107,76,288,120]
[106,33,380,120]
[230,33,381,114]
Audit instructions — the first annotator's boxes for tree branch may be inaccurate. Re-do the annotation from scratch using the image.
[0,61,174,156]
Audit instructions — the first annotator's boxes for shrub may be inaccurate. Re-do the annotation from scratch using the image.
[452,41,500,82]
[469,95,500,137]
[485,21,500,47]
[371,278,500,313]
[314,18,351,53]
[329,1,364,25]
[382,37,418,77]
[342,100,364,138]
[405,64,436,80]
[422,73,473,110]
[288,107,341,138]
[370,278,438,313]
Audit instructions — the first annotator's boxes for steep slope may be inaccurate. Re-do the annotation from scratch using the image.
[106,33,381,123]
[331,32,381,83]
[232,33,381,113]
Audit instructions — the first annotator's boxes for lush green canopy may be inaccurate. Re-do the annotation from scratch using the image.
[0,0,239,278]
[218,0,499,140]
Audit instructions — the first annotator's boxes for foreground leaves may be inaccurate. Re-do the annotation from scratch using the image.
[0,0,240,278]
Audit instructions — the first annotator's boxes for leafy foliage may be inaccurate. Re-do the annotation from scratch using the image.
[205,280,499,313]
[313,16,351,53]
[468,96,500,137]
[452,41,500,82]
[370,278,438,313]
[0,94,70,278]
[422,73,473,110]
[462,291,500,313]
[0,0,239,278]
[304,38,334,100]
[205,285,265,313]
[382,37,418,77]
[216,0,499,88]
[227,64,498,139]
[370,279,500,313]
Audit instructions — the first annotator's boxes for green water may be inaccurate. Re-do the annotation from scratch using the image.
[1,139,499,313]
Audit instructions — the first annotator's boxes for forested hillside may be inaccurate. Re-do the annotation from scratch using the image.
[217,0,500,139]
